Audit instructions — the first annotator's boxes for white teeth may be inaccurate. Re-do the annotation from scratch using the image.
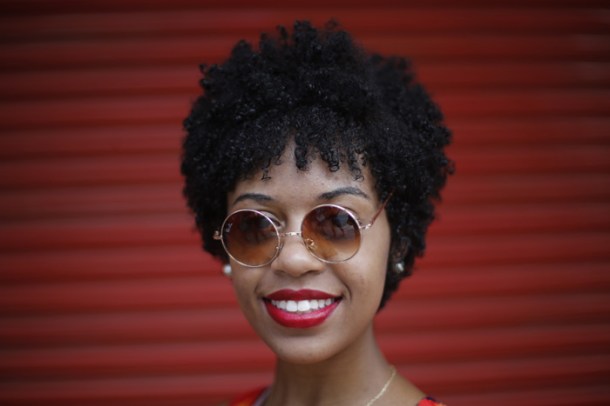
[286,300,298,312]
[297,300,310,312]
[271,298,337,313]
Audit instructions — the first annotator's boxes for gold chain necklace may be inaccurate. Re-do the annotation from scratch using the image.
[262,366,397,406]
[364,366,396,406]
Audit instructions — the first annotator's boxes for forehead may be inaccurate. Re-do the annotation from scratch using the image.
[228,149,377,208]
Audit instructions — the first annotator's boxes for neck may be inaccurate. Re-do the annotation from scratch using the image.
[266,325,393,406]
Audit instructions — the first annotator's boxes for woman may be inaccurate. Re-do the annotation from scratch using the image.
[182,21,452,406]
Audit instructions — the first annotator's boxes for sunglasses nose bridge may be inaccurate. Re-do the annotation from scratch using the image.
[278,230,301,243]
[277,230,318,255]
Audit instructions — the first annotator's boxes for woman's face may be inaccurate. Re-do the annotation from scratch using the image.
[226,147,391,365]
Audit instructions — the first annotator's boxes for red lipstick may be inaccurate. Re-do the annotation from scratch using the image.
[264,289,341,329]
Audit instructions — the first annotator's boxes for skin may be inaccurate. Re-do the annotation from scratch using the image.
[226,144,424,405]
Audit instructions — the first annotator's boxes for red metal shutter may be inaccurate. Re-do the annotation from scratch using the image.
[1,1,608,405]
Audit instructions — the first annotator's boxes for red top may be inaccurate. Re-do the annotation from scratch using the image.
[229,387,446,406]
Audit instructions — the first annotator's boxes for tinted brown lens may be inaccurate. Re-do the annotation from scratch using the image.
[222,211,279,266]
[302,206,360,262]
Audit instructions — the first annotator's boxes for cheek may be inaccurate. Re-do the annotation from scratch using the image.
[344,253,388,306]
[230,270,260,310]
[361,227,391,298]
[369,264,388,300]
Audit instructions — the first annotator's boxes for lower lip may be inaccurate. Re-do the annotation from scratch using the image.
[264,300,341,329]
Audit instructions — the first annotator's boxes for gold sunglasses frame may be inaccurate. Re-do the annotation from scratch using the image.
[214,192,392,267]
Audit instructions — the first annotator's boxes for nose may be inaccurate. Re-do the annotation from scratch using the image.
[270,232,325,277]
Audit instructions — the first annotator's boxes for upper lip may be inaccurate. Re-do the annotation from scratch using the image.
[265,289,339,301]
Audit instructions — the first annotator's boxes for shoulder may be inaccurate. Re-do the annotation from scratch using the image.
[417,396,447,406]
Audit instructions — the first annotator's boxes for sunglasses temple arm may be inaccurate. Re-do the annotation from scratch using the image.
[366,190,394,228]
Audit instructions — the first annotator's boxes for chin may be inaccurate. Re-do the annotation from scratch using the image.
[265,336,340,365]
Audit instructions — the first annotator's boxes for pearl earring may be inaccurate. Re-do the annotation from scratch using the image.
[222,264,232,277]
[394,261,405,274]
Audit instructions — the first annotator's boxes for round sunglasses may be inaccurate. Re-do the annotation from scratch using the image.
[214,194,391,267]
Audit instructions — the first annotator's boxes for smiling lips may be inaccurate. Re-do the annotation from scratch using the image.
[264,289,341,328]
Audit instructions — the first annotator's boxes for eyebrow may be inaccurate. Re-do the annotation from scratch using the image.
[232,193,273,205]
[232,187,369,206]
[319,187,370,201]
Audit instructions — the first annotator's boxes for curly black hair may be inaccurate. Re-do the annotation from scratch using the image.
[182,21,452,309]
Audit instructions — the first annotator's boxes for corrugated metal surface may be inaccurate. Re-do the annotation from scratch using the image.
[0,1,608,405]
